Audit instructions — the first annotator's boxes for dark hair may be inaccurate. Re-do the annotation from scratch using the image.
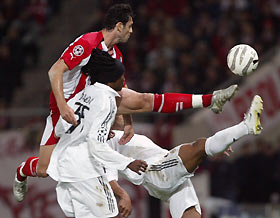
[103,3,134,30]
[82,49,125,85]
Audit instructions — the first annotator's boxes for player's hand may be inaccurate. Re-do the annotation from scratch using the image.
[118,192,132,218]
[119,124,134,145]
[224,146,233,157]
[127,160,148,175]
[59,104,77,125]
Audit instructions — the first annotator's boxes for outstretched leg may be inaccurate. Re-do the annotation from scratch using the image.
[179,95,263,173]
[13,144,56,202]
[13,113,60,202]
[117,85,238,115]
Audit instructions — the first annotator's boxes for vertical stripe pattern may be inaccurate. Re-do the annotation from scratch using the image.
[98,177,115,213]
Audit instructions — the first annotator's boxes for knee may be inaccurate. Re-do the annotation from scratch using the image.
[189,138,207,157]
[139,93,153,111]
[36,166,48,178]
[193,138,207,148]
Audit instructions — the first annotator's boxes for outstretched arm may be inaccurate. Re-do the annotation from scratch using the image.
[48,59,77,125]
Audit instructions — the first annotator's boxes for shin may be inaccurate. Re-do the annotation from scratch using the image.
[36,144,56,177]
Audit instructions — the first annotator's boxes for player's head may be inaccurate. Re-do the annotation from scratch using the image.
[104,3,134,43]
[81,49,125,91]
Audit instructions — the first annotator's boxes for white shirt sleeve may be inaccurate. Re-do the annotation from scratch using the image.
[88,95,134,171]
[106,168,119,182]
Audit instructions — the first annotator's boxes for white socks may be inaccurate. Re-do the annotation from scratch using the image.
[205,121,249,156]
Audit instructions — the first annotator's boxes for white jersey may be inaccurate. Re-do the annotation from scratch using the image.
[108,131,201,218]
[108,131,194,198]
[47,83,134,182]
[107,130,169,184]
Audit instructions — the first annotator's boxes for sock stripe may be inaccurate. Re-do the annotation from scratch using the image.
[30,157,39,176]
[192,95,203,108]
[158,94,164,112]
[19,165,26,177]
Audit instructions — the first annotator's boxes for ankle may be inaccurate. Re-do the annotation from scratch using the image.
[17,165,27,182]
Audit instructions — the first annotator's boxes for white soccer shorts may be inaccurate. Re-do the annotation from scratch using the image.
[169,179,201,218]
[143,145,201,217]
[56,177,118,218]
[40,112,60,146]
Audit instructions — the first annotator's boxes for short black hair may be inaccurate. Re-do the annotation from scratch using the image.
[81,49,125,85]
[103,3,134,30]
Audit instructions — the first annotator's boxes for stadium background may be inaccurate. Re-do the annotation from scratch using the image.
[1,0,280,217]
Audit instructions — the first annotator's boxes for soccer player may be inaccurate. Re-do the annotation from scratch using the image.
[47,49,148,218]
[13,3,136,202]
[13,4,238,203]
[107,95,263,218]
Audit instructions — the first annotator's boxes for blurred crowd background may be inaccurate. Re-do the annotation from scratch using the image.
[1,0,280,218]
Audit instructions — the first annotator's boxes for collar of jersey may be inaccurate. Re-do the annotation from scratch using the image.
[93,82,120,97]
[100,41,116,59]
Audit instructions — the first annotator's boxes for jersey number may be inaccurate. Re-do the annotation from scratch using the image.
[66,102,89,134]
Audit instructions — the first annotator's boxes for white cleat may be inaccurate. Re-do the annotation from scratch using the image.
[210,84,239,113]
[13,162,28,202]
[244,95,263,135]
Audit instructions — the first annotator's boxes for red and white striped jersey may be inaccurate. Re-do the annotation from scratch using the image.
[49,31,123,111]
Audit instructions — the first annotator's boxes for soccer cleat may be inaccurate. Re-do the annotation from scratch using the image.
[243,95,263,135]
[13,162,28,202]
[210,84,239,113]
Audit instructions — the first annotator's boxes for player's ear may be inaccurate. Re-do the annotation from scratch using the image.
[116,22,124,32]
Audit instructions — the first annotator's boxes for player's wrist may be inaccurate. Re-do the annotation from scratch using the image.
[119,190,129,199]
[57,101,68,111]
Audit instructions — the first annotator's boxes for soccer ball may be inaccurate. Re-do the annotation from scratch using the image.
[227,44,259,76]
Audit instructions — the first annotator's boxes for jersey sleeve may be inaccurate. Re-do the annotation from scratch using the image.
[60,35,92,70]
[88,95,134,171]
[106,168,119,182]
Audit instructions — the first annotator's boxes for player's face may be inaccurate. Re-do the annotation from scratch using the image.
[120,17,133,43]
[113,74,125,91]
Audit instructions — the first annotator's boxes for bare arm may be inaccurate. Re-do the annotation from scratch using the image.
[48,59,77,125]
[117,83,135,144]
[110,180,132,218]
[117,88,154,115]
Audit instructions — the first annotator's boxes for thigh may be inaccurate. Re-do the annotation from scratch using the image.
[37,112,60,176]
[169,179,201,218]
[145,146,193,200]
[70,177,119,218]
[40,112,60,146]
[56,182,75,218]
[178,138,207,173]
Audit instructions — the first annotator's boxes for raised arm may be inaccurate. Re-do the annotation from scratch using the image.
[48,59,77,125]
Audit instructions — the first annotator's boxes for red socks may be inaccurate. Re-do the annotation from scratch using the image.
[17,157,39,182]
[153,93,213,113]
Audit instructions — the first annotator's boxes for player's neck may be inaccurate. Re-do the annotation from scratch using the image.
[102,29,120,51]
